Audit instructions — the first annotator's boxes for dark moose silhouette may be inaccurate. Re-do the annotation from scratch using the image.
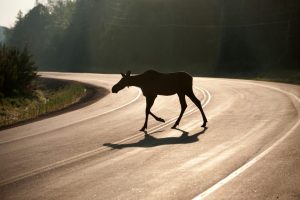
[112,70,208,131]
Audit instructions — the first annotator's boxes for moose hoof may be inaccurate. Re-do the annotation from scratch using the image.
[140,127,146,132]
[171,124,178,129]
[158,118,165,123]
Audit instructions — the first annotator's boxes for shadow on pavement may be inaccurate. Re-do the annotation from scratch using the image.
[103,127,208,149]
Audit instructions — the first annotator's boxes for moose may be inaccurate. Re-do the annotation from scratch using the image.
[112,70,207,131]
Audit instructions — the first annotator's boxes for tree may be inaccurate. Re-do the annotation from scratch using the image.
[15,10,23,25]
[8,4,51,65]
[0,44,37,96]
[7,1,76,69]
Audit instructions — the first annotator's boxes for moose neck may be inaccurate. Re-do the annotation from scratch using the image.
[128,75,143,88]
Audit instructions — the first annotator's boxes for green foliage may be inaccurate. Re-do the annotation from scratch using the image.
[0,44,37,96]
[0,78,86,127]
[5,0,300,79]
[8,4,51,65]
[7,1,75,67]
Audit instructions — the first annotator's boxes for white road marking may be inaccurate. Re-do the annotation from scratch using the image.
[0,86,212,187]
[113,87,211,144]
[193,82,300,200]
[0,88,142,145]
[97,88,142,115]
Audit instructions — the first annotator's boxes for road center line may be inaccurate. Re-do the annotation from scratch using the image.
[0,87,142,145]
[0,85,211,187]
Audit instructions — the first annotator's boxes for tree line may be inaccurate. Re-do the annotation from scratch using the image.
[6,0,300,77]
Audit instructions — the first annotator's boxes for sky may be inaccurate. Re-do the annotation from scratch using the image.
[0,0,36,28]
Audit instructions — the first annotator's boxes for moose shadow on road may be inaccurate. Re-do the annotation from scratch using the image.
[103,127,208,149]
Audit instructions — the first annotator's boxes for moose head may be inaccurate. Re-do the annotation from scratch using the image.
[112,71,131,93]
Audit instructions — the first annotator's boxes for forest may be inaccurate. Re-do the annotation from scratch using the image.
[5,0,300,79]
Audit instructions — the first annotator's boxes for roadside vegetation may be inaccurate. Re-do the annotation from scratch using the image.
[0,44,37,96]
[0,44,87,127]
[0,77,86,127]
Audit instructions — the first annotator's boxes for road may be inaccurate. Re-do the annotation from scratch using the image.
[0,72,299,200]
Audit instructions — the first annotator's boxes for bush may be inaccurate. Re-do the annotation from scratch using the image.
[0,44,37,96]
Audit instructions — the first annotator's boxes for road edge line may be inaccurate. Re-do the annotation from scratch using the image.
[193,82,300,200]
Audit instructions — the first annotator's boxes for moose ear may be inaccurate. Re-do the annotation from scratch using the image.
[121,73,126,78]
[126,70,131,77]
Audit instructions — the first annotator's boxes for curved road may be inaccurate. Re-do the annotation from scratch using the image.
[0,72,299,200]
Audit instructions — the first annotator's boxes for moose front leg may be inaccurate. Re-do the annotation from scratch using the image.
[140,95,156,131]
[150,111,165,123]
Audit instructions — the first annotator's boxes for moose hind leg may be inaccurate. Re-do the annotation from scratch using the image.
[187,91,208,127]
[140,96,156,131]
[172,94,187,129]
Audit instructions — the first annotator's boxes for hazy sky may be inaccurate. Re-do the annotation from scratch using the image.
[0,0,36,27]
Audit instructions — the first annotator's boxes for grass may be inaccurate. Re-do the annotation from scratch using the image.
[0,78,87,127]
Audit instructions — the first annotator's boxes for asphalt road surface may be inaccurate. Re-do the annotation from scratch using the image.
[0,72,299,200]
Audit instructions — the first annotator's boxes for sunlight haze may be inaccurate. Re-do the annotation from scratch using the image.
[0,0,36,27]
